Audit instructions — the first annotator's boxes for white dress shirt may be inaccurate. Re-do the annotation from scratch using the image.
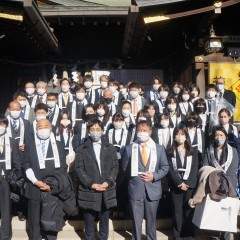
[26,137,50,184]
[114,129,122,144]
[93,140,102,174]
[63,128,69,145]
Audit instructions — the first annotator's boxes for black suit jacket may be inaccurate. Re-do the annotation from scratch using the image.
[167,148,200,189]
[223,89,236,107]
[23,133,67,200]
[74,137,119,212]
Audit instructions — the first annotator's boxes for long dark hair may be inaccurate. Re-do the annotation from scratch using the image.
[211,126,228,147]
[58,111,73,135]
[171,127,191,155]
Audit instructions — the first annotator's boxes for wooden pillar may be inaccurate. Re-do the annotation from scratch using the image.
[195,61,206,98]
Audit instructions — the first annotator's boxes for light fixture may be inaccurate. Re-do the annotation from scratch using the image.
[205,25,223,53]
[0,12,23,22]
[144,15,170,24]
[213,1,222,14]
[213,1,222,8]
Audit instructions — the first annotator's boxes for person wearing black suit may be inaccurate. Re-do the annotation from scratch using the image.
[46,93,60,132]
[24,119,67,240]
[145,76,162,103]
[108,80,124,108]
[6,101,31,220]
[74,119,119,240]
[216,77,236,108]
[83,74,100,105]
[167,127,200,240]
[0,116,21,240]
[24,82,36,108]
[72,104,96,152]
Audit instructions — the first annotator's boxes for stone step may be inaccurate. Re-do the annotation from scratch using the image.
[11,218,172,231]
[12,229,172,240]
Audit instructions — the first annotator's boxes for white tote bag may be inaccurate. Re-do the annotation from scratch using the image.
[192,194,240,233]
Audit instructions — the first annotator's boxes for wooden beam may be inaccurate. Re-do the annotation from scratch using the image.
[135,0,187,7]
[39,6,129,17]
[195,53,235,63]
[23,0,59,52]
[122,5,140,57]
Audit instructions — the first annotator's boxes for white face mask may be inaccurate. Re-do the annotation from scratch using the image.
[0,127,6,135]
[167,104,177,112]
[109,86,117,93]
[217,83,224,91]
[138,117,147,122]
[120,88,127,95]
[19,100,27,108]
[10,110,21,119]
[191,91,198,98]
[175,135,186,144]
[97,109,105,117]
[159,91,168,99]
[173,87,181,94]
[25,87,35,96]
[37,88,46,96]
[37,128,51,140]
[36,114,46,121]
[113,121,124,130]
[161,120,170,128]
[153,84,160,91]
[137,132,150,143]
[76,92,85,101]
[207,91,216,99]
[182,94,190,101]
[101,81,108,89]
[122,109,131,117]
[61,84,70,93]
[61,119,71,127]
[84,81,93,89]
[47,101,56,108]
[130,90,139,99]
[89,131,102,142]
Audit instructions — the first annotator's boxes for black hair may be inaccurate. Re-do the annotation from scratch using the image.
[34,103,48,113]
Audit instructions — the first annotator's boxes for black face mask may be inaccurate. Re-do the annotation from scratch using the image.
[195,106,205,113]
[187,119,196,128]
[104,98,112,104]
[85,114,96,122]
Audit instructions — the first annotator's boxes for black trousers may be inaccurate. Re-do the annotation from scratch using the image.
[0,179,12,240]
[129,196,159,240]
[83,208,110,240]
[27,199,58,240]
[171,188,195,239]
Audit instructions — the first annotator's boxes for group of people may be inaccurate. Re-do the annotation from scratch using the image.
[0,73,239,240]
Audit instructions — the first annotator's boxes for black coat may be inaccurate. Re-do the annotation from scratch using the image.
[23,133,67,200]
[223,89,236,107]
[74,137,119,212]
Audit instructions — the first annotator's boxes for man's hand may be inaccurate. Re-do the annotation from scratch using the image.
[178,182,189,191]
[40,184,51,192]
[140,172,154,182]
[35,180,46,189]
[19,144,25,152]
[91,182,109,192]
[35,181,51,192]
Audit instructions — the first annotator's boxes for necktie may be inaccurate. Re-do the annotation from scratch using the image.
[0,137,4,154]
[39,96,43,103]
[141,143,148,167]
[48,108,53,117]
[63,93,68,106]
[133,99,138,116]
[12,120,18,131]
[41,140,46,158]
